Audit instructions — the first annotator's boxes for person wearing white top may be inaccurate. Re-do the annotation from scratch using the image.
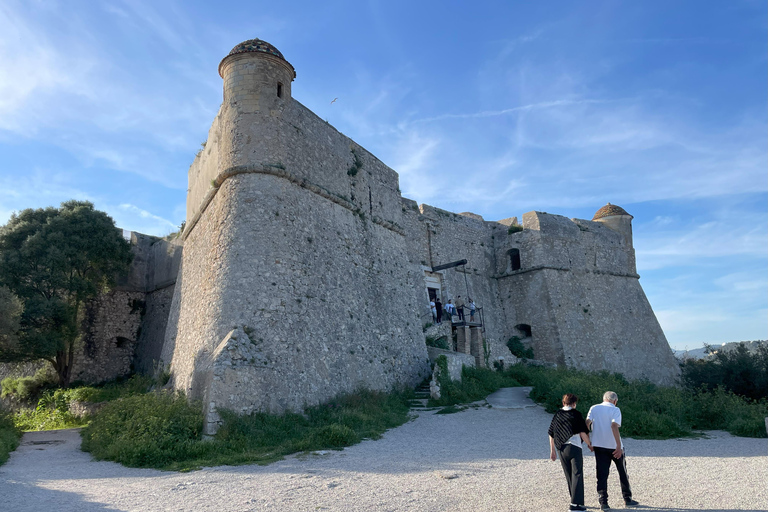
[586,391,638,510]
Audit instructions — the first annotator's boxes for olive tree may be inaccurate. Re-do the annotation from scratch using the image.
[0,201,132,386]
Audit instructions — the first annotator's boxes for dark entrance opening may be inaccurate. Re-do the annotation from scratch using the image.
[515,323,532,338]
[509,248,521,271]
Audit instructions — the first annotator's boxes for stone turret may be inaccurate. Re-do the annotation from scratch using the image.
[593,203,633,246]
[218,38,296,114]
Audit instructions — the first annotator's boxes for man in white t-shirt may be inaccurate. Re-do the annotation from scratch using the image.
[586,391,639,510]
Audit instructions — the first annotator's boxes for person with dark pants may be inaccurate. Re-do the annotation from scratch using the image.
[455,296,465,322]
[587,391,639,510]
[435,298,443,323]
[548,393,593,512]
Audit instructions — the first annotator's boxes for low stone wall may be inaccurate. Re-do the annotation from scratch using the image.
[68,400,107,418]
[426,347,475,382]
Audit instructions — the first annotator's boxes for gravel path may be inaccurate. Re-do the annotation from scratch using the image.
[1,390,766,512]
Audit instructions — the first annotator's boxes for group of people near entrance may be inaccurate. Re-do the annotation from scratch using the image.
[430,295,476,324]
[548,391,639,511]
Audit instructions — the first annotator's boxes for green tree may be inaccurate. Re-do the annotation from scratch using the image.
[680,342,768,400]
[0,286,22,348]
[0,201,132,386]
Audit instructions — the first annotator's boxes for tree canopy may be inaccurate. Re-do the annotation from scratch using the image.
[0,201,133,386]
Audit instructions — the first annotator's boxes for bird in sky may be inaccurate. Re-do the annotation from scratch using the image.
[330,97,338,104]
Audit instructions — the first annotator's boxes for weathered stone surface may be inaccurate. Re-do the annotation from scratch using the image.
[426,347,475,382]
[151,40,681,434]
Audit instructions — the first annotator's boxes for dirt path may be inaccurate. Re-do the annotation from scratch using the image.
[1,391,766,512]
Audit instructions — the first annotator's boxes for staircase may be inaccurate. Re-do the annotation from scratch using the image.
[409,382,432,411]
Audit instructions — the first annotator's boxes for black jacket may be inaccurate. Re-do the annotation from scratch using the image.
[548,408,589,450]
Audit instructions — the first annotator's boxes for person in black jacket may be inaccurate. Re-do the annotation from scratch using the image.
[548,393,593,512]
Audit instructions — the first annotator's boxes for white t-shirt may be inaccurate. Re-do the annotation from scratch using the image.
[587,401,623,449]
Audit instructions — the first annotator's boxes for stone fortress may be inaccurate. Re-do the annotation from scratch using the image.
[26,38,681,433]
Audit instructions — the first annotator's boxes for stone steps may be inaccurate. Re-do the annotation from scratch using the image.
[409,383,433,411]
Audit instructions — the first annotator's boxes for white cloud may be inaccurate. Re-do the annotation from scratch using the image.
[115,203,177,236]
[635,217,766,271]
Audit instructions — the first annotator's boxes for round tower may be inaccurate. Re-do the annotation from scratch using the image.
[218,38,296,114]
[592,203,633,247]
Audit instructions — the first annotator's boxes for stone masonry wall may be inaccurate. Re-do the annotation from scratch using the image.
[493,211,679,385]
[72,290,145,383]
[169,172,430,433]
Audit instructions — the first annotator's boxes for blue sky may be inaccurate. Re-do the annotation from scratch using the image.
[0,1,765,350]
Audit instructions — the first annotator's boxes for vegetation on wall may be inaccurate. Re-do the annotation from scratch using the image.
[0,201,133,387]
[425,334,450,350]
[506,336,534,359]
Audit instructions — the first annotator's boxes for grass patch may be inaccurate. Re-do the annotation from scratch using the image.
[506,364,767,439]
[13,407,86,432]
[429,357,521,407]
[10,374,156,432]
[81,388,414,471]
[0,406,21,465]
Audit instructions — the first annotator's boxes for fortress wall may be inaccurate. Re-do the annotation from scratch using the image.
[493,211,678,383]
[132,284,175,375]
[497,269,565,363]
[538,270,679,385]
[186,99,404,241]
[192,173,429,425]
[400,204,514,362]
[72,290,145,383]
[187,110,225,223]
[164,184,234,396]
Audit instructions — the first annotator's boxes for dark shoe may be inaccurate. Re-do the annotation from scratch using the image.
[569,506,587,511]
[600,504,611,511]
[624,499,639,507]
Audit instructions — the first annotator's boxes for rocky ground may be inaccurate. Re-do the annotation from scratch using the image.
[1,389,766,512]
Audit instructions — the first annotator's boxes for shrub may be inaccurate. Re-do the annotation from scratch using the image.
[506,336,534,359]
[680,343,768,400]
[0,406,21,465]
[425,335,450,350]
[429,358,520,407]
[81,388,414,471]
[81,392,204,468]
[506,363,767,439]
[1,369,56,403]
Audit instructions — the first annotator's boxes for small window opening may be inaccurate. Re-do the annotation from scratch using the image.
[509,248,521,271]
[115,336,132,348]
[515,324,532,338]
[277,82,283,98]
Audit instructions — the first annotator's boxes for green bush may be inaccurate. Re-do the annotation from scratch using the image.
[9,374,156,432]
[425,335,450,350]
[13,407,85,431]
[429,357,520,407]
[66,374,154,403]
[0,406,21,465]
[506,336,534,359]
[506,363,767,439]
[81,392,204,468]
[1,369,55,402]
[681,343,768,400]
[81,388,414,471]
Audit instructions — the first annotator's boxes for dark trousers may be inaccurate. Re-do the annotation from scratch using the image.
[557,444,584,506]
[594,447,632,505]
